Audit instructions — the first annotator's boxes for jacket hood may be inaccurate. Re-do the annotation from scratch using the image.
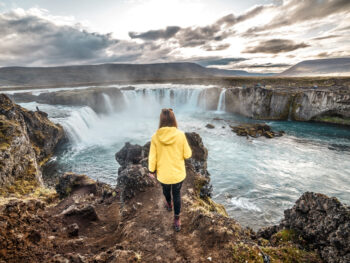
[156,127,178,145]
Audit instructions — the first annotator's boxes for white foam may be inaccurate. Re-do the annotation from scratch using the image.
[230,197,261,212]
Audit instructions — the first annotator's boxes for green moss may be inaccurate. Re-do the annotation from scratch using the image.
[0,142,10,150]
[271,229,303,245]
[231,243,263,263]
[195,196,228,217]
[313,115,350,126]
[261,246,322,263]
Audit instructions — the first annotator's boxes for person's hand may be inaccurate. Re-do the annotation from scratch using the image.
[148,173,156,180]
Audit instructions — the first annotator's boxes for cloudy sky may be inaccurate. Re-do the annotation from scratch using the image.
[0,0,349,73]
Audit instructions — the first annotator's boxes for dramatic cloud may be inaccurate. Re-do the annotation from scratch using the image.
[0,8,174,66]
[128,4,268,48]
[201,43,230,51]
[129,26,180,40]
[0,0,349,73]
[244,0,350,35]
[244,39,310,54]
[312,35,341,41]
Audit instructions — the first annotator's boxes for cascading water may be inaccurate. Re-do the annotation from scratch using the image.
[62,106,100,144]
[217,89,226,112]
[121,86,204,112]
[102,93,114,113]
[12,84,350,230]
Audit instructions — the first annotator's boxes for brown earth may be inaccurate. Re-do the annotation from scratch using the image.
[0,134,323,263]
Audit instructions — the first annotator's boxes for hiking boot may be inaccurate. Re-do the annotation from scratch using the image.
[174,215,181,232]
[164,201,173,212]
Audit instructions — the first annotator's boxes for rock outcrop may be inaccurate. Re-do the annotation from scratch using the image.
[10,87,125,114]
[0,94,64,195]
[2,128,346,262]
[230,123,285,138]
[258,192,350,263]
[224,85,350,124]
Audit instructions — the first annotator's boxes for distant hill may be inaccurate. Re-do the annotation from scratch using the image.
[279,58,350,77]
[0,62,270,87]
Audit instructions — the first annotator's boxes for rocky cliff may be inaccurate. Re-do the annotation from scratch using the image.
[0,94,64,195]
[3,131,342,262]
[10,87,125,114]
[224,86,350,125]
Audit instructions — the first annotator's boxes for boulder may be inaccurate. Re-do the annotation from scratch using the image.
[258,192,350,263]
[117,164,156,201]
[230,123,283,139]
[63,204,99,222]
[56,173,97,199]
[205,123,215,129]
[55,172,114,199]
[115,142,149,169]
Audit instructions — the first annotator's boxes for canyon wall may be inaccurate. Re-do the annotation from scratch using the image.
[9,85,350,125]
[0,94,64,194]
[225,86,350,124]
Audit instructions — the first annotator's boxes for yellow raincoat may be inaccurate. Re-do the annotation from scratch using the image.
[148,127,192,184]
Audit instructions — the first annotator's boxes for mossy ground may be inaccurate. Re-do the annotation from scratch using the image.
[230,241,322,263]
[313,115,350,126]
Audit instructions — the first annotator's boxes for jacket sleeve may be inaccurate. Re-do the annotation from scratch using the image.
[148,136,157,173]
[183,134,192,159]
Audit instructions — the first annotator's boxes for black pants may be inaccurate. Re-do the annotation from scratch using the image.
[161,181,183,216]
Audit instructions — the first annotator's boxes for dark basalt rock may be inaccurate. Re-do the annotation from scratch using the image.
[115,132,212,200]
[230,123,284,139]
[67,223,79,237]
[64,205,99,222]
[258,192,350,263]
[56,173,97,199]
[205,123,215,129]
[115,142,149,169]
[55,172,115,200]
[117,164,155,201]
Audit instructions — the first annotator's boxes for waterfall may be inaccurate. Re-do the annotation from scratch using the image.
[102,93,114,113]
[61,106,100,144]
[217,89,227,112]
[121,86,204,112]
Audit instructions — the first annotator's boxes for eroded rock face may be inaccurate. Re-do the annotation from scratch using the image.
[258,192,350,263]
[225,86,350,124]
[0,94,64,192]
[282,192,350,263]
[11,87,125,114]
[115,142,149,169]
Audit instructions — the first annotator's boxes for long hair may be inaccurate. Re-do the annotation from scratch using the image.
[159,108,178,129]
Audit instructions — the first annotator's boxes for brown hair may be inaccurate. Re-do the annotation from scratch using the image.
[159,108,178,129]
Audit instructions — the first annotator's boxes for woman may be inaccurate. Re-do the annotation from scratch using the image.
[148,108,192,232]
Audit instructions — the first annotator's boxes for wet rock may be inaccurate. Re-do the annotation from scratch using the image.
[230,123,284,139]
[205,123,215,129]
[67,223,79,237]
